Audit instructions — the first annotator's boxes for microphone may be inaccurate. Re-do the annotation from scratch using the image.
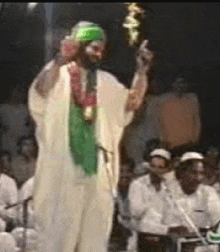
[5,196,33,210]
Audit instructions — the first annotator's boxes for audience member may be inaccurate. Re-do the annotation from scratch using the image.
[11,176,38,251]
[116,159,137,252]
[0,150,16,181]
[0,232,20,252]
[157,76,201,156]
[0,157,18,232]
[163,152,220,236]
[12,136,37,188]
[133,138,167,176]
[203,146,219,186]
[129,148,172,251]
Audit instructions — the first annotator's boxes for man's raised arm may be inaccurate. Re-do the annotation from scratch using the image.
[126,40,153,111]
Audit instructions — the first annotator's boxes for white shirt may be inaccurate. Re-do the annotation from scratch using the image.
[128,174,170,235]
[0,174,18,231]
[162,180,220,231]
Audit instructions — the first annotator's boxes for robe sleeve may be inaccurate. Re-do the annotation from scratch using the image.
[28,61,56,143]
[100,71,134,127]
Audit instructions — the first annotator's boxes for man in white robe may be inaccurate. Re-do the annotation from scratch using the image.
[28,21,153,252]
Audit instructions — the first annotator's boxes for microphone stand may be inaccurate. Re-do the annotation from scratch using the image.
[22,198,28,252]
[5,196,33,252]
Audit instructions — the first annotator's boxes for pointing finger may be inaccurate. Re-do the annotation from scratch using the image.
[140,40,149,50]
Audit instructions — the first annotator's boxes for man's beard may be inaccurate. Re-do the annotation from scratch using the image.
[79,51,101,70]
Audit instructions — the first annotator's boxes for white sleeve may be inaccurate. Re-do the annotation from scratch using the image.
[128,179,146,218]
[206,187,220,226]
[100,71,134,127]
[138,217,169,235]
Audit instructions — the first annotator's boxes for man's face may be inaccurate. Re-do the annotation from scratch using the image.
[84,40,105,65]
[149,157,169,178]
[118,164,133,192]
[180,160,205,195]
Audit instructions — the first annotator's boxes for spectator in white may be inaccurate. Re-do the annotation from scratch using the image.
[11,176,38,252]
[133,138,170,177]
[128,148,172,251]
[162,152,220,234]
[0,157,18,232]
[12,136,37,188]
[0,232,20,252]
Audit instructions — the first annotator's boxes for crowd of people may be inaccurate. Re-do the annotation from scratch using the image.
[0,135,37,251]
[1,135,220,251]
[113,141,220,252]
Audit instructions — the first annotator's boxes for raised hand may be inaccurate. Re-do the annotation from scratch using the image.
[136,40,154,74]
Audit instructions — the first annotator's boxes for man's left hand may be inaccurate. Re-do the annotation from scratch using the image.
[136,40,154,74]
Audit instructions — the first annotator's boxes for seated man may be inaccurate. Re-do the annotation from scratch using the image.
[0,158,18,232]
[11,176,38,252]
[11,136,37,189]
[162,152,220,252]
[163,151,220,232]
[128,148,173,252]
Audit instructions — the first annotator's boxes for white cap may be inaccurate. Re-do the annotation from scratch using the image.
[180,152,204,163]
[150,148,171,161]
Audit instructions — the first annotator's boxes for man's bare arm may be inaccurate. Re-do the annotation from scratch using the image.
[126,40,153,111]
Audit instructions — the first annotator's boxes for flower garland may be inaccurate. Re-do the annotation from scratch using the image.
[68,62,97,123]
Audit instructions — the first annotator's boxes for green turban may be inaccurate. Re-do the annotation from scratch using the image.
[70,22,106,43]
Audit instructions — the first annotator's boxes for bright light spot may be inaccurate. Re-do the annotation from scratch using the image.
[28,3,38,12]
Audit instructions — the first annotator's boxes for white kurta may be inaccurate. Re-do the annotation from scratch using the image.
[129,174,170,235]
[162,180,220,231]
[28,62,133,252]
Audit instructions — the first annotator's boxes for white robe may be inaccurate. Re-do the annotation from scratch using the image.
[28,63,133,251]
